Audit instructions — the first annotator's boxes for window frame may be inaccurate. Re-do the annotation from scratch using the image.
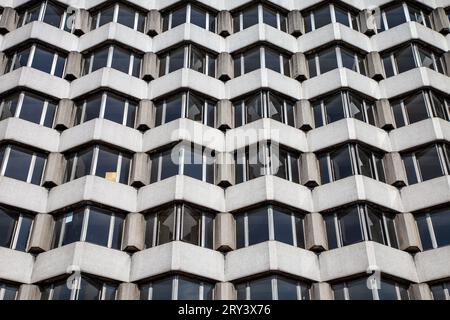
[91,3,146,32]
[377,2,433,33]
[332,276,409,300]
[0,282,19,300]
[18,0,72,32]
[303,3,360,33]
[233,46,290,77]
[159,45,217,77]
[232,4,288,33]
[163,3,217,33]
[140,275,214,300]
[236,275,310,300]
[0,206,33,252]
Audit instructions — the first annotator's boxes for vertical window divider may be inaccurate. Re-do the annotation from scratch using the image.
[26,153,37,183]
[10,215,21,250]
[81,207,90,242]
[107,214,115,248]
[133,12,139,30]
[336,47,343,68]
[14,92,26,118]
[50,53,58,76]
[123,100,129,126]
[152,214,158,247]
[244,212,249,247]
[310,12,316,30]
[403,3,411,22]
[372,282,380,300]
[268,206,275,241]
[107,46,114,68]
[381,215,391,247]
[113,4,120,23]
[360,205,370,241]
[350,145,359,176]
[200,213,206,247]
[38,1,46,22]
[128,53,135,76]
[0,146,11,176]
[175,205,182,242]
[436,145,448,175]
[334,213,342,247]
[245,281,250,300]
[291,213,297,247]
[411,154,422,183]
[40,100,49,126]
[330,4,337,24]
[28,45,37,68]
[260,47,266,69]
[91,146,100,176]
[116,153,123,183]
[271,277,278,300]
[186,4,192,24]
[258,4,263,25]
[172,276,179,300]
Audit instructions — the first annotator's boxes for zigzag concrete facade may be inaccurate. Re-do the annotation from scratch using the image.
[0,0,449,300]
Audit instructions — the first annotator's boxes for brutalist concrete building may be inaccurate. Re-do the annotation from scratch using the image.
[0,0,449,301]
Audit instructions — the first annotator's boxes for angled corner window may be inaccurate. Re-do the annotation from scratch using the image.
[416,207,450,250]
[303,3,360,33]
[140,275,214,300]
[159,45,216,77]
[0,145,46,185]
[233,4,288,33]
[162,4,216,33]
[92,3,146,33]
[18,0,73,32]
[377,3,433,33]
[0,206,33,252]
[233,46,290,77]
[0,282,20,300]
[236,275,310,300]
[333,276,409,300]
[430,282,450,300]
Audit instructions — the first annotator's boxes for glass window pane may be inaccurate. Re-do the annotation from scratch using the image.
[204,214,214,249]
[19,93,45,124]
[334,6,350,27]
[340,48,358,72]
[383,55,395,77]
[74,148,94,180]
[273,148,287,180]
[12,48,31,71]
[272,207,294,245]
[366,206,385,244]
[4,146,33,182]
[178,277,200,300]
[103,94,126,125]
[181,205,201,245]
[331,145,353,181]
[2,284,18,300]
[42,3,63,28]
[77,277,101,300]
[325,214,338,249]
[245,94,263,124]
[263,6,277,28]
[265,48,281,73]
[332,283,346,300]
[404,92,429,124]
[85,207,112,247]
[318,154,331,184]
[119,154,131,185]
[244,48,261,74]
[95,147,119,182]
[145,215,155,248]
[394,45,416,74]
[111,47,131,74]
[339,206,363,246]
[14,214,32,251]
[171,7,187,29]
[277,277,298,300]
[0,208,16,248]
[378,279,400,300]
[111,214,124,250]
[164,94,183,124]
[91,47,110,72]
[152,278,173,300]
[236,283,246,300]
[348,93,364,122]
[314,5,332,29]
[403,154,418,185]
[98,6,115,27]
[295,215,305,248]
[318,47,338,74]
[51,281,72,300]
[416,214,433,250]
[104,283,118,300]
[430,208,450,248]
[250,278,273,300]
[190,6,206,29]
[1,94,20,120]
[44,102,56,128]
[31,47,55,74]
[236,214,245,248]
[416,145,443,181]
[242,6,259,30]
[117,5,136,29]
[157,207,176,245]
[61,210,84,246]
[187,93,203,123]
[82,94,103,123]
[159,149,180,181]
[324,93,345,124]
[183,144,203,181]
[431,284,447,300]
[126,102,137,128]
[168,47,185,73]
[357,146,374,179]
[384,5,407,29]
[23,5,41,25]
[347,278,373,300]
[190,47,205,73]
[392,102,405,127]
[247,208,269,246]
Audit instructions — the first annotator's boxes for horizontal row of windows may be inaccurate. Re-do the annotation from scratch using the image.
[13,1,445,37]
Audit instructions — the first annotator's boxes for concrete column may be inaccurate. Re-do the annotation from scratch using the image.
[72,9,91,36]
[384,152,407,187]
[366,51,385,81]
[287,10,304,37]
[42,153,67,188]
[141,52,159,81]
[375,99,395,130]
[214,213,236,252]
[295,99,314,131]
[358,9,377,36]
[28,213,55,253]
[214,282,237,300]
[311,282,333,300]
[130,153,150,188]
[431,8,450,34]
[54,99,76,130]
[122,213,145,252]
[216,99,234,130]
[395,213,422,253]
[64,51,83,81]
[290,52,309,81]
[17,284,41,300]
[117,283,140,300]
[215,152,235,188]
[409,283,433,300]
[217,11,233,37]
[0,7,18,35]
[136,99,156,131]
[305,213,328,252]
[217,52,234,81]
[145,10,162,36]
[300,153,320,188]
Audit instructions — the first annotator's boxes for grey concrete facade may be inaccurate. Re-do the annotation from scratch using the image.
[0,0,449,301]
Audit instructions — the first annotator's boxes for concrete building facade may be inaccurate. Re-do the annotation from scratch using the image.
[0,0,449,300]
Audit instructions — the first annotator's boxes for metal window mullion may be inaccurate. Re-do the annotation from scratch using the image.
[184,46,189,69]
[0,146,12,176]
[260,47,266,69]
[291,213,297,247]
[168,12,173,30]
[205,12,210,30]
[152,214,158,247]
[202,148,207,182]
[186,4,191,24]
[372,282,380,300]
[107,214,115,248]
[314,54,320,75]
[258,4,263,24]
[123,100,129,126]
[128,53,135,76]
[69,154,78,181]
[133,12,139,30]
[403,3,411,22]
[172,277,178,300]
[38,1,46,22]
[199,283,204,301]
[28,45,37,67]
[14,92,26,118]
[161,100,167,124]
[276,12,281,30]
[371,153,379,181]
[330,4,337,24]
[81,207,90,242]
[342,92,350,119]
[334,213,342,247]
[113,4,119,23]
[10,215,22,250]
[181,92,187,119]
[176,205,182,241]
[311,12,315,30]
[343,284,350,300]
[88,53,94,73]
[436,145,448,175]
[0,287,5,300]
[179,144,186,176]
[245,282,250,300]
[350,145,359,176]
[336,47,343,68]
[50,53,58,76]
[200,214,206,247]
[58,214,67,248]
[39,100,49,125]
[347,11,353,29]
[71,274,80,300]
[382,12,388,30]
[381,214,391,247]
[360,206,370,241]
[426,213,438,249]
[268,206,275,241]
[410,153,422,182]
[91,146,100,176]
[411,44,421,68]
[116,153,123,183]
[272,277,278,300]
[390,54,398,75]
[240,54,244,75]
[107,46,114,68]
[26,153,37,183]
[244,213,249,247]
[296,282,302,300]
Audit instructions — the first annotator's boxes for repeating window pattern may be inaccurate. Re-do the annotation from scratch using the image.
[0,145,46,185]
[313,91,376,128]
[150,143,215,184]
[0,91,57,128]
[159,45,217,77]
[140,275,214,300]
[0,206,33,252]
[75,91,137,128]
[5,44,67,77]
[236,275,310,300]
[232,4,288,33]
[41,275,118,300]
[0,282,19,300]
[52,206,125,250]
[163,4,216,33]
[318,144,385,184]
[235,204,305,249]
[307,45,367,78]
[430,282,450,300]
[402,144,450,185]
[82,45,142,78]
[324,204,398,249]
[64,145,132,185]
[376,2,433,33]
[91,3,146,32]
[332,277,410,300]
[235,143,300,184]
[416,207,450,250]
[391,90,450,128]
[234,46,291,77]
[382,43,447,77]
[234,91,295,127]
[155,91,215,127]
[18,0,72,32]
[303,3,360,33]
[145,203,214,249]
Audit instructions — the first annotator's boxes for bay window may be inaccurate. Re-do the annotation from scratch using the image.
[236,275,310,300]
[6,44,66,77]
[303,3,360,33]
[324,204,398,249]
[52,206,124,250]
[391,90,450,128]
[233,4,288,33]
[333,276,409,300]
[313,91,376,128]
[0,282,19,300]
[140,275,214,300]
[83,45,142,78]
[234,91,295,127]
[376,2,433,33]
[234,46,290,77]
[0,91,57,128]
[75,91,137,128]
[235,143,300,184]
[64,145,132,185]
[402,144,450,185]
[155,91,216,127]
[150,143,215,184]
[307,45,367,78]
[0,206,33,252]
[0,145,46,185]
[416,207,450,250]
[235,204,305,249]
[159,44,216,77]
[318,144,385,184]
[91,3,146,32]
[163,4,216,33]
[18,0,72,32]
[41,275,118,300]
[145,203,214,249]
[431,282,450,300]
